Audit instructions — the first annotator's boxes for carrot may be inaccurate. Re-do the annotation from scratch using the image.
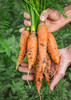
[27,31,37,74]
[16,30,30,69]
[37,22,48,72]
[48,32,59,64]
[44,53,51,85]
[35,54,43,100]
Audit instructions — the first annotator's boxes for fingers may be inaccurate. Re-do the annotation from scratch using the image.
[49,71,64,91]
[50,52,69,91]
[40,8,61,21]
[18,66,34,73]
[21,62,28,67]
[24,11,31,27]
[40,8,52,21]
[19,62,34,73]
[48,10,61,21]
[64,4,71,12]
[24,19,31,27]
[58,48,64,57]
[19,27,26,33]
[22,75,34,81]
[24,11,30,19]
[19,12,31,33]
[22,75,44,81]
[50,60,56,76]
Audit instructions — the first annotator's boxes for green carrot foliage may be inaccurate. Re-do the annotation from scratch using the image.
[0,0,71,100]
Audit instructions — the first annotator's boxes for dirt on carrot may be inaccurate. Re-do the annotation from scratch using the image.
[16,30,30,69]
[37,22,48,72]
[34,54,43,99]
[48,32,60,64]
[27,31,37,74]
[44,53,51,85]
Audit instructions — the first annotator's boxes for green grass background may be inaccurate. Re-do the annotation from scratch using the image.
[0,0,71,100]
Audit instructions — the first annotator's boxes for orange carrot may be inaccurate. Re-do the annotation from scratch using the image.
[48,32,59,64]
[35,54,43,99]
[37,22,48,72]
[16,30,30,69]
[44,53,51,85]
[27,32,37,74]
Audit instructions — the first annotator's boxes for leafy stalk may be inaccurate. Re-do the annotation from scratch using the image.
[30,7,35,31]
[44,0,46,10]
[40,0,43,11]
[24,0,39,17]
[26,27,30,31]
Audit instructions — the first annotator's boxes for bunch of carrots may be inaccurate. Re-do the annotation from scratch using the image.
[16,2,60,99]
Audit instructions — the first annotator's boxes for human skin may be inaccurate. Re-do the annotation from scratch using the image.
[18,46,71,91]
[19,4,71,33]
[19,5,71,91]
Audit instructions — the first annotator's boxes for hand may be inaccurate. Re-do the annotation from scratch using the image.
[50,45,71,91]
[18,45,71,91]
[19,5,71,33]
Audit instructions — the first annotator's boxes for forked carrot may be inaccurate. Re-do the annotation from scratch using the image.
[16,30,30,69]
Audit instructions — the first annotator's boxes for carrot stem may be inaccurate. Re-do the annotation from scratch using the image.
[26,27,30,31]
[24,0,39,17]
[30,7,35,31]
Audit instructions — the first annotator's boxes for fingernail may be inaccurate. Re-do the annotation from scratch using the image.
[40,16,45,21]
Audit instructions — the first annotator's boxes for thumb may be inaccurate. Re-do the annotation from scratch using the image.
[40,8,61,21]
[40,8,52,21]
[49,55,69,91]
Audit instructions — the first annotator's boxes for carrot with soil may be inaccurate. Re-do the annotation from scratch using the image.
[27,7,37,75]
[47,32,60,72]
[37,22,48,72]
[35,54,43,100]
[44,53,51,85]
[16,30,30,69]
[27,32,37,74]
[48,32,59,64]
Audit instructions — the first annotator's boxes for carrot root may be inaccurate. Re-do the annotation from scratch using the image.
[16,65,19,69]
[27,78,31,89]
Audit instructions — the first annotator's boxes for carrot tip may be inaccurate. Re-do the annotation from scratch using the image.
[27,80,31,89]
[42,63,46,72]
[28,70,30,76]
[28,65,32,75]
[53,63,59,75]
[38,91,41,100]
[16,65,18,69]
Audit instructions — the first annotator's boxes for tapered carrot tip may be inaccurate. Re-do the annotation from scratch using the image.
[16,64,18,69]
[27,66,31,89]
[28,65,32,75]
[57,63,59,71]
[38,92,41,100]
[54,63,59,75]
[48,81,50,86]
[42,63,46,72]
[27,80,31,89]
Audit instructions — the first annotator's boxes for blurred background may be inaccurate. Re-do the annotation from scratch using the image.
[0,0,71,100]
